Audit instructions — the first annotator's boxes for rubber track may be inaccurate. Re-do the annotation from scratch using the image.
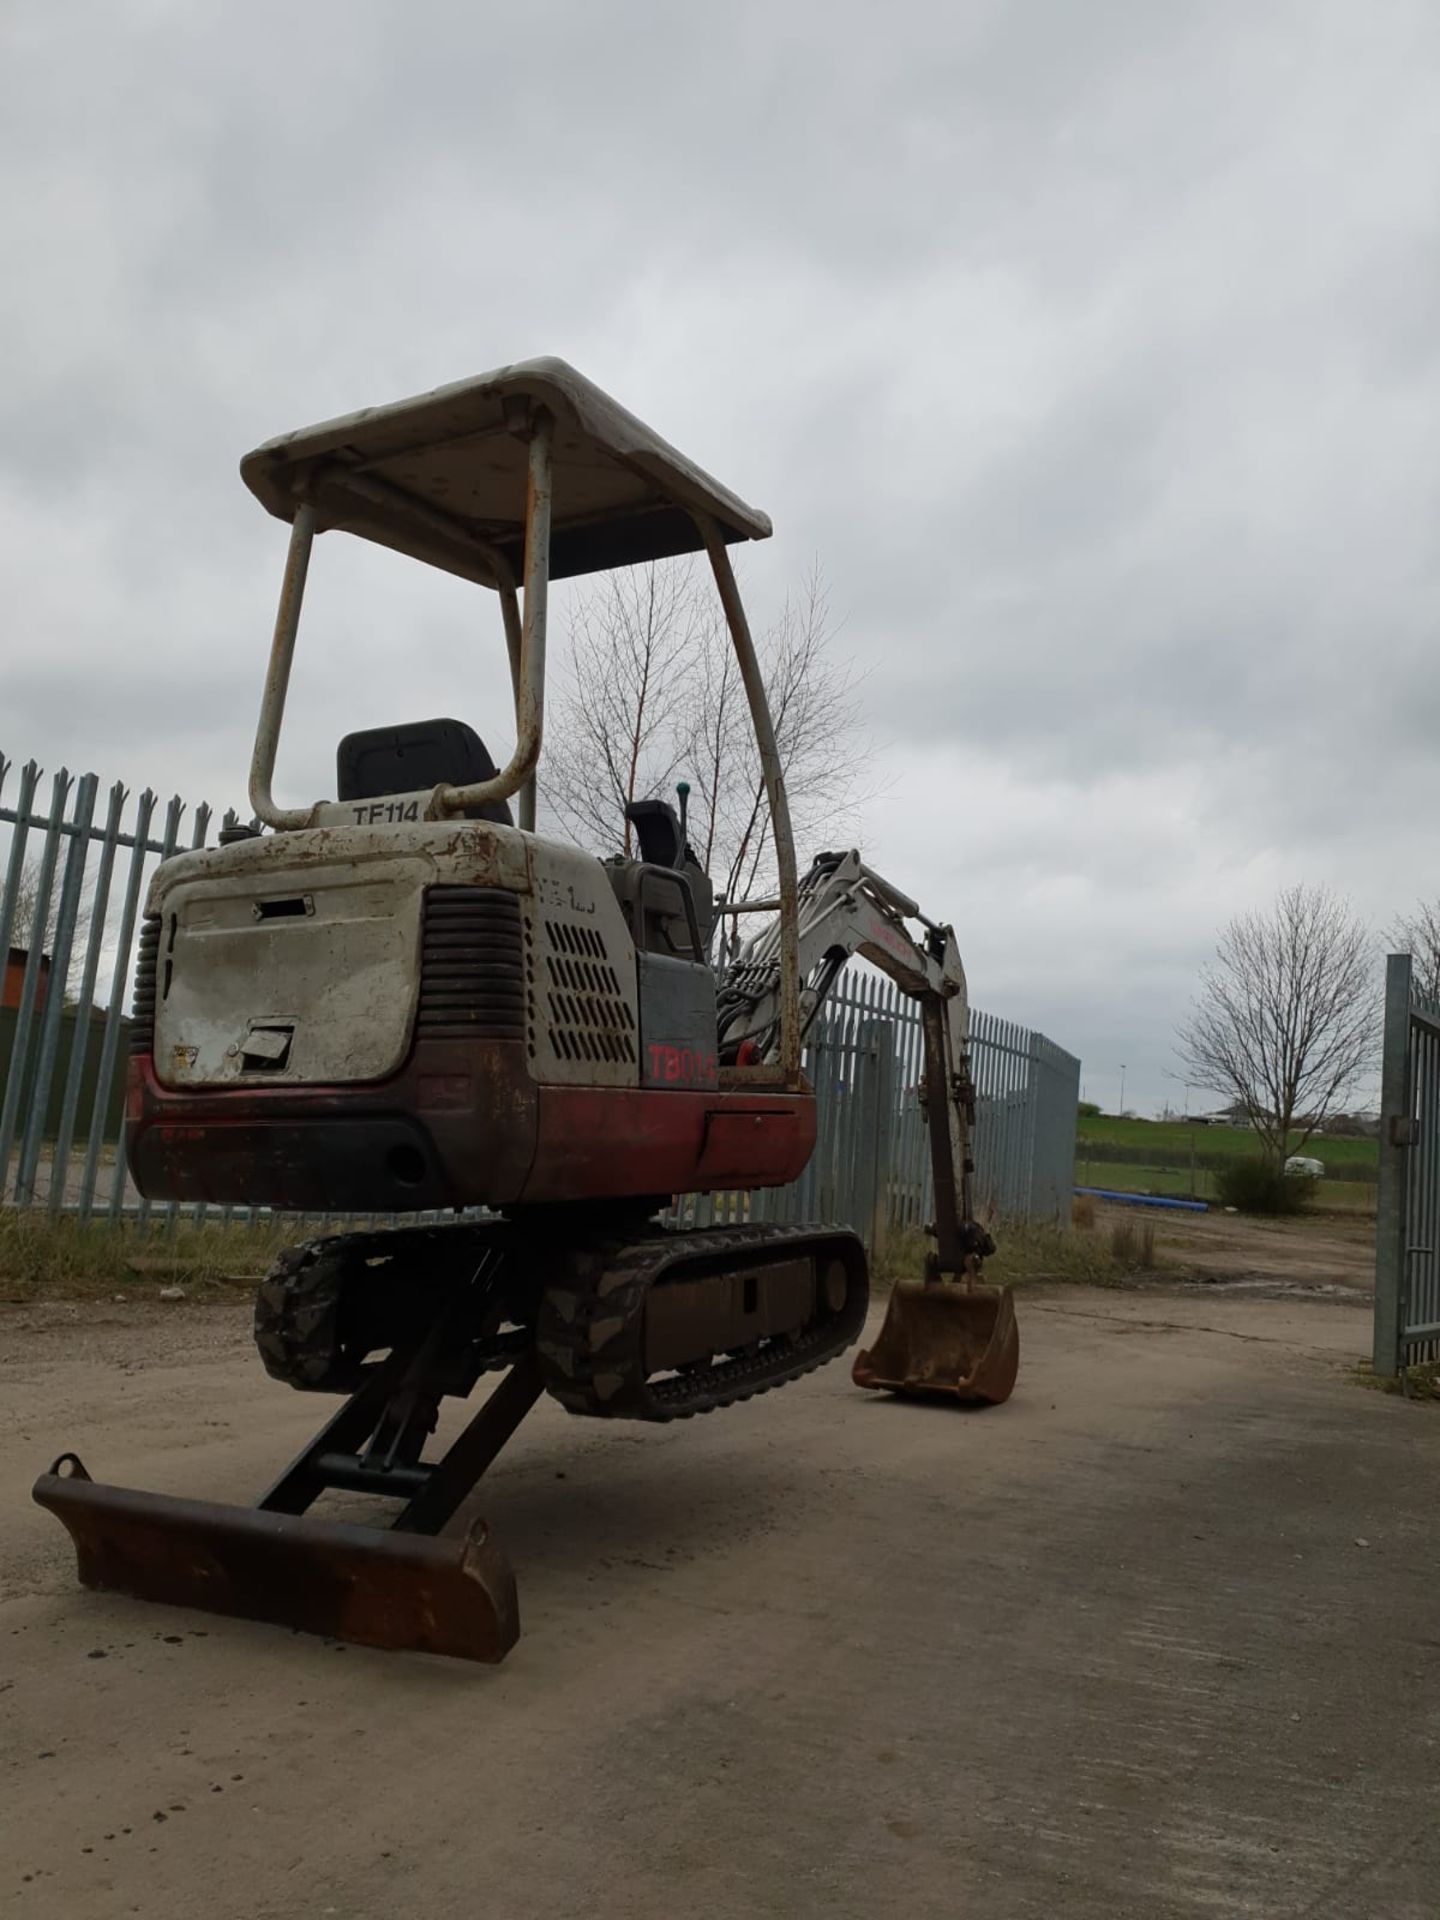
[256,1218,867,1420]
[253,1221,515,1393]
[535,1221,868,1422]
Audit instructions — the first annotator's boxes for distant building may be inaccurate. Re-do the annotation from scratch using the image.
[1318,1110,1381,1140]
[2,947,50,1013]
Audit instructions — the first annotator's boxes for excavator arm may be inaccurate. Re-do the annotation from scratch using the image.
[717,852,942,1054]
[717,851,994,1276]
[717,850,1017,1401]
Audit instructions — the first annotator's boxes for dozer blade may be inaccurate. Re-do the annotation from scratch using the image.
[32,1457,519,1663]
[851,1281,1019,1405]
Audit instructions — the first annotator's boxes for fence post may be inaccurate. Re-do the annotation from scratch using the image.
[872,1013,897,1256]
[1374,952,1413,1379]
[1058,1046,1080,1217]
[1028,1037,1079,1222]
[849,1015,875,1252]
[0,768,72,1198]
[80,788,157,1224]
[15,773,99,1203]
[853,1013,894,1257]
[0,759,43,983]
[1022,1032,1042,1219]
[132,794,186,1230]
[49,780,127,1215]
[814,1006,843,1222]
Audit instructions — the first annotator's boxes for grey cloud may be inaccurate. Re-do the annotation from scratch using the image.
[3,0,1438,1116]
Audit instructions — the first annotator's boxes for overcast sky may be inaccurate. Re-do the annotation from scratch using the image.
[3,0,1437,1115]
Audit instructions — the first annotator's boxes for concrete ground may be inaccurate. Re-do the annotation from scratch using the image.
[2,1275,1437,1919]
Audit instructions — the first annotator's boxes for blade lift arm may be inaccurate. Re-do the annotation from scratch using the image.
[717,851,995,1280]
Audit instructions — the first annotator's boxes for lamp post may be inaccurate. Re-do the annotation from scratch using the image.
[1119,1064,1127,1116]
[1160,1067,1194,1119]
[1162,1068,1199,1197]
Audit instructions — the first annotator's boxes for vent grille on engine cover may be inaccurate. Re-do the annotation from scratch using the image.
[417,887,525,1040]
[129,916,160,1053]
[543,919,636,1065]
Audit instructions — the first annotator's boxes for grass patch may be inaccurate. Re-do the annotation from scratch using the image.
[1351,1357,1440,1402]
[1107,1216,1158,1270]
[875,1219,1124,1290]
[0,1208,293,1304]
[1074,1152,1375,1216]
[1077,1113,1379,1169]
[1075,1112,1378,1216]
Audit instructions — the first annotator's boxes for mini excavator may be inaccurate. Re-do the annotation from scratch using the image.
[33,359,1018,1662]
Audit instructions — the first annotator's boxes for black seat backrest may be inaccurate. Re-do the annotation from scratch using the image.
[337,718,513,827]
[624,799,683,868]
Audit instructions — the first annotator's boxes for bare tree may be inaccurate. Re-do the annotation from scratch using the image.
[543,561,708,857]
[5,858,45,951]
[686,595,745,880]
[694,565,871,907]
[3,855,99,1000]
[1387,899,1440,1002]
[1177,884,1377,1168]
[543,558,872,904]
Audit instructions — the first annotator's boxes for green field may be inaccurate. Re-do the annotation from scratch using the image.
[1075,1113,1377,1214]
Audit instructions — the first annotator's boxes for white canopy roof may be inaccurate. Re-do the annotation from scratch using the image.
[240,356,772,586]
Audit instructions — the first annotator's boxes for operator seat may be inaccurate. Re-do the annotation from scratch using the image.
[619,798,715,956]
[336,718,514,826]
[624,798,685,868]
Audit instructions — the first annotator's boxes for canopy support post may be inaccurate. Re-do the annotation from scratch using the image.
[443,409,553,820]
[250,502,318,832]
[695,515,801,1083]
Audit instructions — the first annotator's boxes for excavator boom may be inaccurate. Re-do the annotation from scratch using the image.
[716,851,1019,1404]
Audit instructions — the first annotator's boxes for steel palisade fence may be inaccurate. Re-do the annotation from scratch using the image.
[1374,952,1440,1379]
[0,751,1080,1246]
[675,987,1081,1244]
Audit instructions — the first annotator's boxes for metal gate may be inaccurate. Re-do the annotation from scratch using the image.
[1373,951,1440,1378]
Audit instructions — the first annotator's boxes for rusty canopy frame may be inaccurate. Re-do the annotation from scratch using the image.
[237,359,802,1080]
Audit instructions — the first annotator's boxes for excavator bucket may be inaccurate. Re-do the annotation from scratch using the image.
[852,1280,1019,1405]
[32,1458,520,1663]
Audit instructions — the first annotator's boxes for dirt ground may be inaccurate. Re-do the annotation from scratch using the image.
[1147,1201,1376,1294]
[3,1237,1438,1919]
